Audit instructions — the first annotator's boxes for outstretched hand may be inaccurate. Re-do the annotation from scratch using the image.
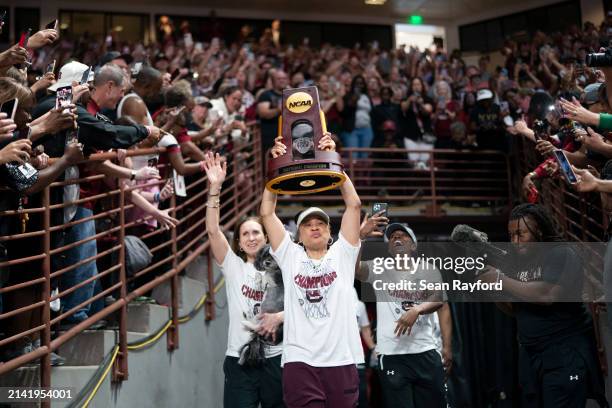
[571,165,600,192]
[202,151,227,188]
[559,97,599,126]
[360,211,388,239]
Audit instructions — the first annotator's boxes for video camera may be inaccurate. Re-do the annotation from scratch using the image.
[586,47,612,67]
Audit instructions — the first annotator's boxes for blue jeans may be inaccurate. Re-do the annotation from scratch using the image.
[342,127,374,159]
[54,207,98,323]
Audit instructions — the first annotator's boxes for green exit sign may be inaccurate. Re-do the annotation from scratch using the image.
[409,15,423,24]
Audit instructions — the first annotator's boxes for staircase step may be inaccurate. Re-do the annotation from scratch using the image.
[179,277,207,315]
[184,253,209,283]
[150,275,208,314]
[126,303,169,334]
[57,330,115,366]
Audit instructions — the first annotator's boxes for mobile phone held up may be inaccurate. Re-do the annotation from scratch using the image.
[45,19,58,31]
[45,59,56,75]
[80,66,92,85]
[18,28,32,48]
[55,86,72,110]
[0,98,19,121]
[553,150,578,184]
[372,202,388,231]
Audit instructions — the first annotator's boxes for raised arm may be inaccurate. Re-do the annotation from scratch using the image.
[355,211,388,281]
[260,137,287,251]
[339,176,362,246]
[203,152,231,265]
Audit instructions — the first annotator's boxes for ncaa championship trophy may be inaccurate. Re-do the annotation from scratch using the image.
[266,86,346,194]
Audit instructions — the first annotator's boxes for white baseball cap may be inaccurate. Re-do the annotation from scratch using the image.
[476,89,494,101]
[48,61,94,92]
[296,207,330,227]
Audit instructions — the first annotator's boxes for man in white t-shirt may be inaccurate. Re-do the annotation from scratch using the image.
[356,223,447,408]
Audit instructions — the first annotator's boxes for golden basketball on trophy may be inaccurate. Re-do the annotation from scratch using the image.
[266,86,346,195]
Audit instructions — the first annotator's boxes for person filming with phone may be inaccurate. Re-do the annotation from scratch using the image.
[355,217,447,408]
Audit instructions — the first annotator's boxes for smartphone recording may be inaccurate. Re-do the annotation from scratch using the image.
[0,98,19,121]
[553,150,578,184]
[45,19,58,31]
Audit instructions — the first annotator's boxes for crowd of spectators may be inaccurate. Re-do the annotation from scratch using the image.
[0,11,611,370]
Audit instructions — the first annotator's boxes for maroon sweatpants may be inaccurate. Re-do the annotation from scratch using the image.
[283,362,359,408]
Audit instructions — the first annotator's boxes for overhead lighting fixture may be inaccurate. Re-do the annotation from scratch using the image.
[365,0,386,5]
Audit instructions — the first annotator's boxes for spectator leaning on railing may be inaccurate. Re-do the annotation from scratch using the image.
[29,62,161,332]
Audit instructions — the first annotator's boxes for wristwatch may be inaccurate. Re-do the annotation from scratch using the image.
[130,170,136,181]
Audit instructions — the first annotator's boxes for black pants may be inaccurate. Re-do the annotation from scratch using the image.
[357,364,367,408]
[519,335,608,408]
[377,350,446,408]
[223,355,284,408]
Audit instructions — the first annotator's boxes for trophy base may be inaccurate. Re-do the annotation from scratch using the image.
[266,169,346,195]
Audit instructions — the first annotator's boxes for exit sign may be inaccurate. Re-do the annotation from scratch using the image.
[409,15,423,24]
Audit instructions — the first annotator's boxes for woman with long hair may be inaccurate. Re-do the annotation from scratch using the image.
[203,152,284,408]
[340,75,373,159]
[260,134,364,407]
[400,77,434,169]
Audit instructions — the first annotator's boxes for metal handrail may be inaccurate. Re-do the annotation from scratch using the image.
[0,128,514,405]
[0,127,264,406]
[279,147,512,217]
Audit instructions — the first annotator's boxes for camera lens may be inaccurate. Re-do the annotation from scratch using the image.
[585,49,612,67]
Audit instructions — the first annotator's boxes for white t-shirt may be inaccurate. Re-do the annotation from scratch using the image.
[208,97,248,144]
[432,312,443,356]
[270,231,365,367]
[354,94,372,129]
[356,298,370,329]
[116,93,179,171]
[365,261,444,356]
[219,249,282,359]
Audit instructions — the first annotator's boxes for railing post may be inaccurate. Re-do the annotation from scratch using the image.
[348,150,355,181]
[430,150,437,216]
[233,149,240,214]
[113,181,128,381]
[256,127,263,188]
[40,187,51,408]
[505,155,513,212]
[205,248,216,321]
[167,193,179,350]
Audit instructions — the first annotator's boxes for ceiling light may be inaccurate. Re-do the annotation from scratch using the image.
[365,0,386,5]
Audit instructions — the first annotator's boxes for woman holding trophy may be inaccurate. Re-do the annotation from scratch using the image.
[261,132,364,407]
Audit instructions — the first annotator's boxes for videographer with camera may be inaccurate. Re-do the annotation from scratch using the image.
[478,204,607,407]
[560,47,612,130]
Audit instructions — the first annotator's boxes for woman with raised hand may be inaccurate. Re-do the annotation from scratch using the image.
[260,133,364,408]
[203,151,284,408]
